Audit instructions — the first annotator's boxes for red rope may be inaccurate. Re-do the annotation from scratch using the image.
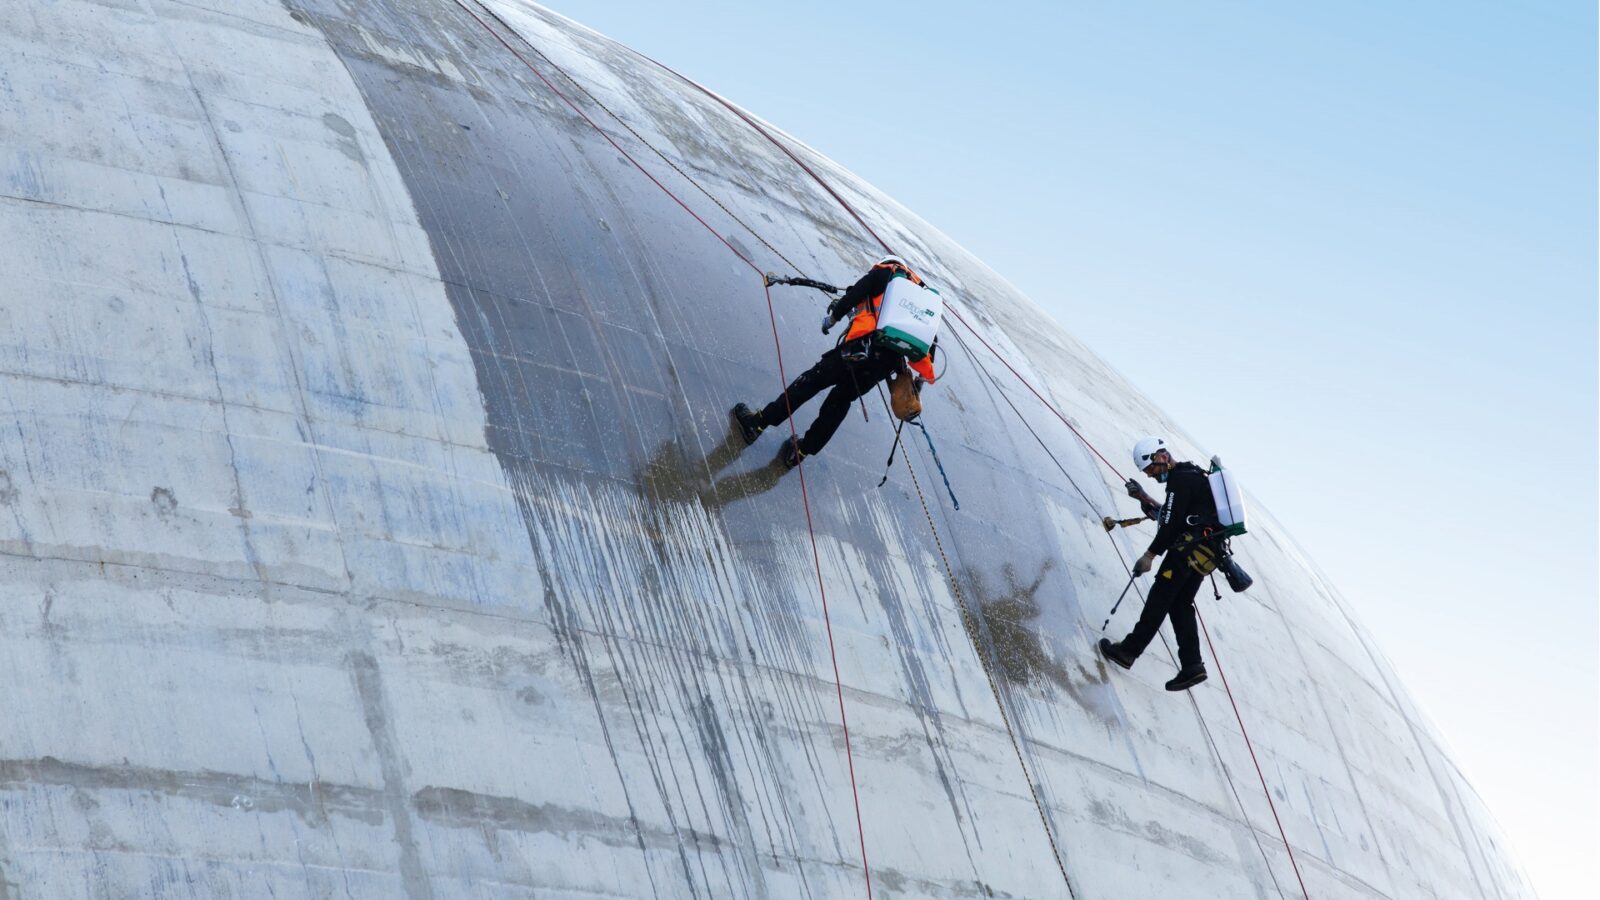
[1197,607,1312,899]
[640,55,897,257]
[760,288,875,900]
[943,307,1129,482]
[637,46,1314,900]
[446,2,874,893]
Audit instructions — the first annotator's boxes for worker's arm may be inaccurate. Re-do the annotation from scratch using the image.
[827,266,893,323]
[1124,478,1161,519]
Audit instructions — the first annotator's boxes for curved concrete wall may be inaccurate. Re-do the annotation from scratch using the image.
[0,1,1534,897]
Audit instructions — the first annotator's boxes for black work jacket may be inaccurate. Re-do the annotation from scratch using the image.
[1148,462,1219,557]
[826,265,898,323]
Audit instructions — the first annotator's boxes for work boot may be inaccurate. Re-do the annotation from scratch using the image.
[1098,638,1136,670]
[1165,664,1208,692]
[731,403,764,445]
[779,435,804,469]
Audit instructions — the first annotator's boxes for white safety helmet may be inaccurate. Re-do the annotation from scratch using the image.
[876,254,908,269]
[1131,436,1168,472]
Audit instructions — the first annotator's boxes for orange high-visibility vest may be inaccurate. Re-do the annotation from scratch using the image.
[843,262,937,382]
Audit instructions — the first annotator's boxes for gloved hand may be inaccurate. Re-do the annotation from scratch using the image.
[821,312,836,335]
[1124,478,1144,499]
[1132,551,1156,576]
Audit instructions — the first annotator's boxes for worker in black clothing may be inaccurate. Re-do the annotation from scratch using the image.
[1098,436,1218,691]
[731,256,937,468]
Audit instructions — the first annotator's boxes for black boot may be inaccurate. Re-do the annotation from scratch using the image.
[1165,664,1207,691]
[1098,638,1136,670]
[779,435,804,469]
[731,403,764,445]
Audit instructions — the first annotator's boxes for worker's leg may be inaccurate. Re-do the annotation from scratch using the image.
[797,385,858,455]
[797,354,897,455]
[1165,569,1207,670]
[1119,577,1175,661]
[758,349,843,428]
[1119,551,1193,659]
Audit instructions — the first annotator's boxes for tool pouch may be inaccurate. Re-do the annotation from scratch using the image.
[1220,556,1253,592]
[1185,540,1220,576]
[888,364,922,421]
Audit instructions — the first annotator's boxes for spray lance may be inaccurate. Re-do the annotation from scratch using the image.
[1096,477,1163,631]
[765,272,850,340]
[1099,572,1141,634]
[1102,477,1161,532]
[764,273,840,294]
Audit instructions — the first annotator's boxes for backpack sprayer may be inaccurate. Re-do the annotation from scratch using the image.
[1204,456,1253,593]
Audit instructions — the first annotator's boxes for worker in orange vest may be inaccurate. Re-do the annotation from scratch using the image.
[733,256,938,468]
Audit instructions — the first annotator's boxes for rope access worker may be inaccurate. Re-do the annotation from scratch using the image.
[1098,436,1218,691]
[732,256,939,468]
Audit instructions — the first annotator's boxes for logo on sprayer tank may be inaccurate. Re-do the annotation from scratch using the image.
[891,296,934,320]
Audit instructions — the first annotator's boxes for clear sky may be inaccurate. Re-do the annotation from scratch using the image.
[556,2,1597,896]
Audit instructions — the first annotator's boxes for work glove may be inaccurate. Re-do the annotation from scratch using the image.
[1132,551,1156,577]
[1124,478,1144,499]
[821,312,836,335]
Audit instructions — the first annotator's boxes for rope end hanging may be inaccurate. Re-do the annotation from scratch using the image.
[912,419,959,510]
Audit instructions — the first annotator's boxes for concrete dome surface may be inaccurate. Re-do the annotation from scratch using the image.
[0,1,1535,897]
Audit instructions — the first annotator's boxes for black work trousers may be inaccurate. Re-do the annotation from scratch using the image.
[758,343,901,456]
[1121,552,1206,669]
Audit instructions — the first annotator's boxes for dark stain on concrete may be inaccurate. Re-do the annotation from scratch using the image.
[348,651,434,899]
[1086,797,1229,867]
[0,756,385,827]
[149,486,178,522]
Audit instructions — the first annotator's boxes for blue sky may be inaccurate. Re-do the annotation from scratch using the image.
[560,2,1596,896]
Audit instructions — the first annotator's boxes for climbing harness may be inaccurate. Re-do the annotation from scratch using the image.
[1169,523,1254,595]
[1187,539,1221,576]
